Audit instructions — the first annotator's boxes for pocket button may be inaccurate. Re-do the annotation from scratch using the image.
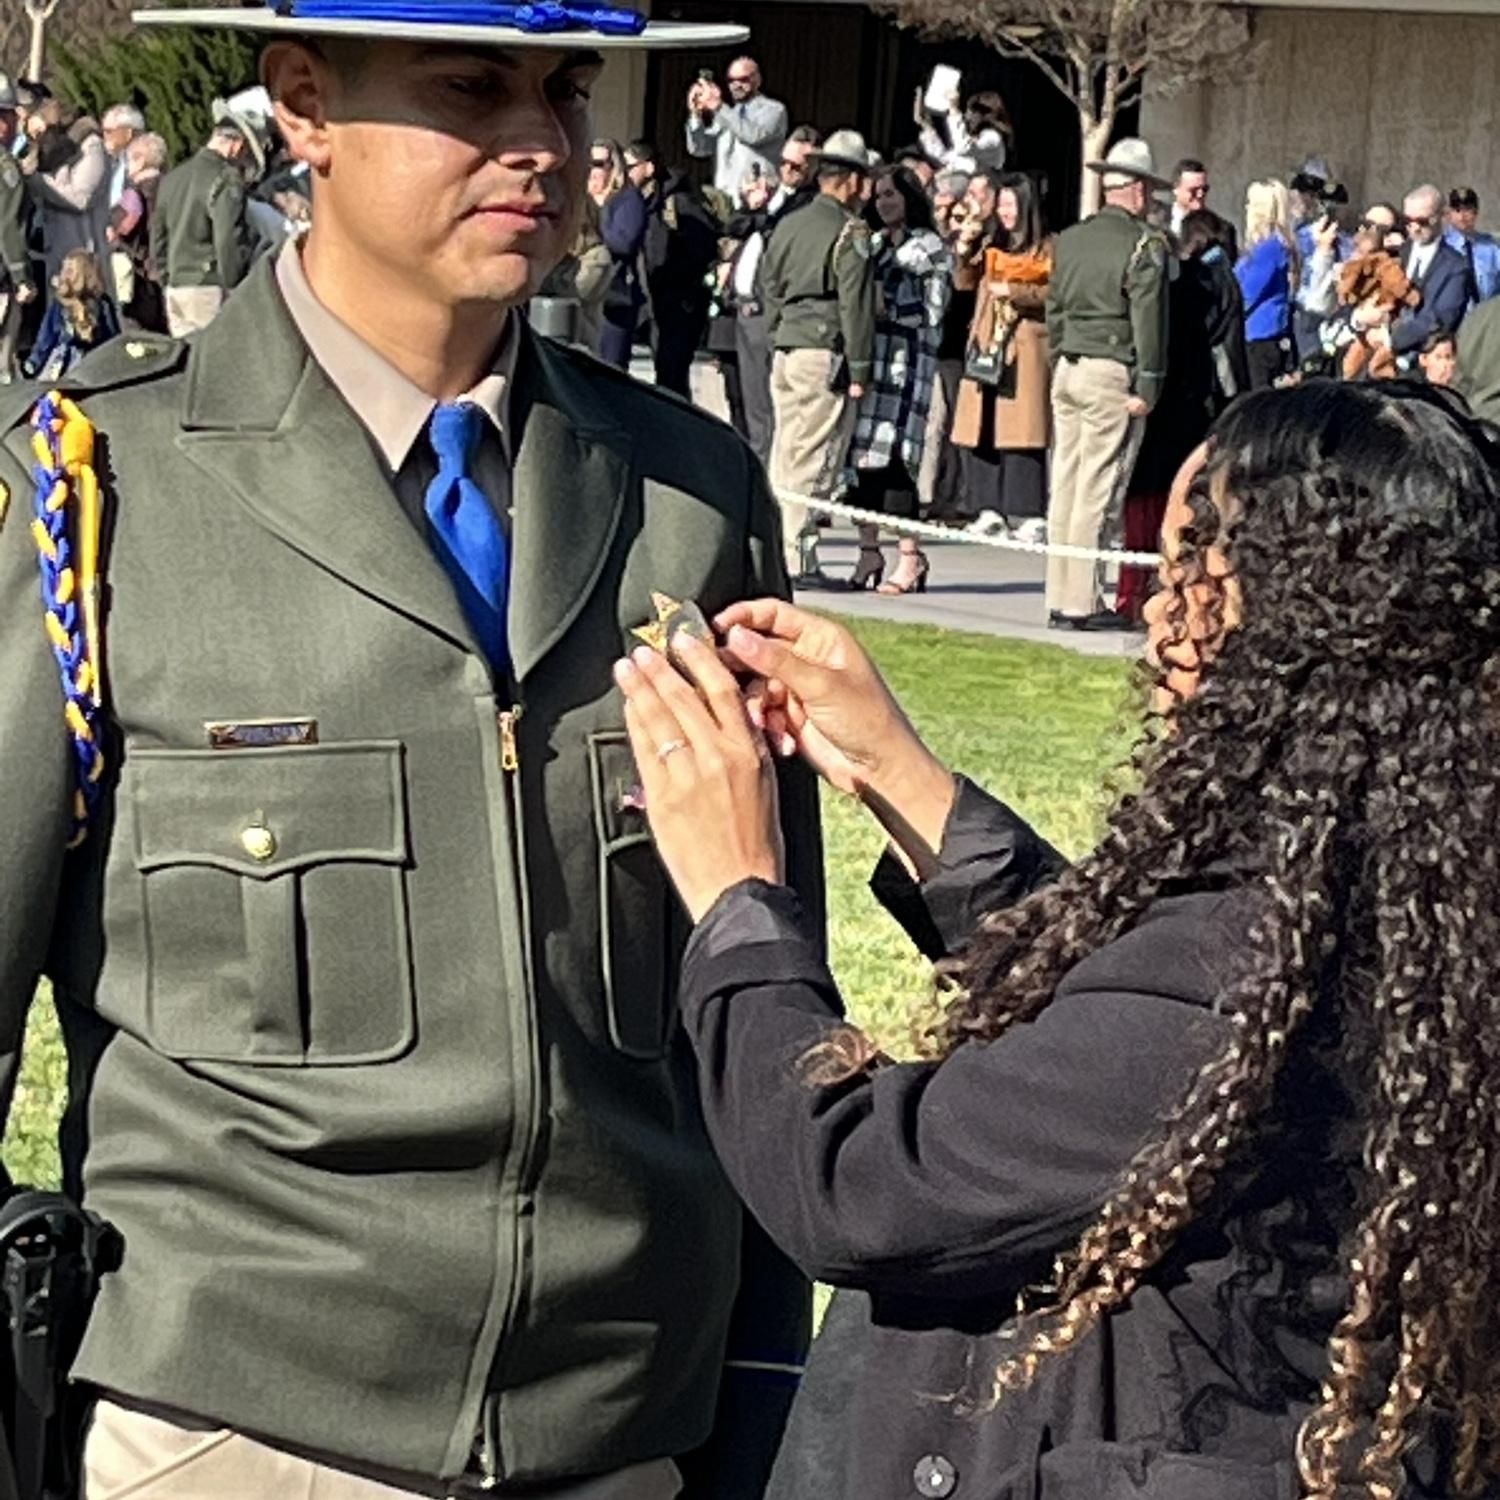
[913,1455,957,1497]
[240,823,278,862]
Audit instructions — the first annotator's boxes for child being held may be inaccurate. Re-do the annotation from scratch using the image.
[1337,222,1421,380]
[24,251,121,383]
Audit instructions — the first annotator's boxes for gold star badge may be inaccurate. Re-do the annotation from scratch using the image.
[631,592,712,664]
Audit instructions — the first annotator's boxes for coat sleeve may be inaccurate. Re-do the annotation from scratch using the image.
[869,777,1064,961]
[600,189,647,260]
[1045,250,1069,369]
[23,304,61,378]
[0,170,31,291]
[836,226,877,386]
[685,112,721,161]
[677,876,1232,1302]
[1234,240,1285,316]
[1393,252,1471,354]
[208,174,253,291]
[719,98,788,150]
[29,136,107,214]
[1128,231,1171,408]
[677,443,820,1500]
[0,424,72,1188]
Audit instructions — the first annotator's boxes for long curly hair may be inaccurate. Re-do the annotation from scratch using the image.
[932,381,1500,1497]
[53,249,105,344]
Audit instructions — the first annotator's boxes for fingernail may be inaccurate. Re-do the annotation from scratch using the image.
[780,733,796,757]
[632,646,656,669]
[614,658,636,683]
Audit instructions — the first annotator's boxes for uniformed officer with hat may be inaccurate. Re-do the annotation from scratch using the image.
[760,127,876,586]
[0,74,36,384]
[1044,136,1170,630]
[0,1,821,1496]
[151,86,268,335]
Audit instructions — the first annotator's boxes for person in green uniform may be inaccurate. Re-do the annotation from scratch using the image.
[149,109,260,336]
[0,2,821,1497]
[0,75,37,384]
[761,128,876,587]
[1044,137,1170,631]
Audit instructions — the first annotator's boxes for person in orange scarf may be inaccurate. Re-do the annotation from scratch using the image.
[950,173,1053,542]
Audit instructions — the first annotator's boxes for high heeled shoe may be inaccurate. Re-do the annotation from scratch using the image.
[850,547,886,591]
[877,551,929,595]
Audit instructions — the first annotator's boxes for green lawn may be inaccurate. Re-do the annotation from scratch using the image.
[1,619,1136,1186]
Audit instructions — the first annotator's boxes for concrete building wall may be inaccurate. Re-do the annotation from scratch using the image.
[1142,7,1500,235]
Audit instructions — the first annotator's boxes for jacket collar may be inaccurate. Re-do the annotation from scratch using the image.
[176,259,634,684]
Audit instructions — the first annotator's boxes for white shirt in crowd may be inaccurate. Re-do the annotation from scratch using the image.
[686,93,789,207]
[919,108,1006,176]
[1409,239,1439,283]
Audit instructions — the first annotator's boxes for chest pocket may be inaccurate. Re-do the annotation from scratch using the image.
[587,731,680,1060]
[122,742,414,1066]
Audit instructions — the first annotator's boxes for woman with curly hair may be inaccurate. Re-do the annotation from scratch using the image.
[613,380,1500,1500]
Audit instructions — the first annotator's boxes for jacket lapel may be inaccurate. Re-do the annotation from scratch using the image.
[173,262,636,681]
[174,261,476,654]
[507,328,634,683]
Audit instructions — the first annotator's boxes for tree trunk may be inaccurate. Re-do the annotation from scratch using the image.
[27,5,48,80]
[1077,113,1113,220]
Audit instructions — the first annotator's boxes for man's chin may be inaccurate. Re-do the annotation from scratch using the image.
[460,248,559,306]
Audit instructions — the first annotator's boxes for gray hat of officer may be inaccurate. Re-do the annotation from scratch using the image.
[213,84,274,177]
[0,73,17,113]
[816,129,875,175]
[132,0,748,52]
[1086,137,1170,193]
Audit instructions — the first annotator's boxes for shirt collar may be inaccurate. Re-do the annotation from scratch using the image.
[275,240,516,472]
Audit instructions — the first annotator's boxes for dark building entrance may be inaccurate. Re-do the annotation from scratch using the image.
[642,0,1137,231]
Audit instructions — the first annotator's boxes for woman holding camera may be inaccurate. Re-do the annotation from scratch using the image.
[616,380,1500,1500]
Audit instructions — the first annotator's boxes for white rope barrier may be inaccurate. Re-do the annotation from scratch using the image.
[773,488,1163,568]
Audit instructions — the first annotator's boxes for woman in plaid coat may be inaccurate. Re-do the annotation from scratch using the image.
[843,166,952,593]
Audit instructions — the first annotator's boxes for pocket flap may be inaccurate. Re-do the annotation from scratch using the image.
[131,742,408,879]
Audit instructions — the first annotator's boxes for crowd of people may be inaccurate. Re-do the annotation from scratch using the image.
[0,74,309,384]
[8,54,1500,630]
[535,59,1500,630]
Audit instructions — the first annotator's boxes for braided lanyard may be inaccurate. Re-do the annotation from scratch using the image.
[30,393,105,848]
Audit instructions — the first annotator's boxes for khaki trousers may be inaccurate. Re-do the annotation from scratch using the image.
[1045,356,1146,618]
[164,286,226,338]
[84,1399,683,1500]
[769,348,855,576]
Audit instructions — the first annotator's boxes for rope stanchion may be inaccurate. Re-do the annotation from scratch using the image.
[773,487,1162,569]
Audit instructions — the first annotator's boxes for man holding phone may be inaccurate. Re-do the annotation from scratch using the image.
[686,57,787,207]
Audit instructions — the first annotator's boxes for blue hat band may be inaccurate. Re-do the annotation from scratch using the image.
[272,0,647,37]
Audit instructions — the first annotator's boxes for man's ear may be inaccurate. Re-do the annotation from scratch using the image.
[263,41,335,175]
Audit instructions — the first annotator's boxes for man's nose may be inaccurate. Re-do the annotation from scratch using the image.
[492,94,573,175]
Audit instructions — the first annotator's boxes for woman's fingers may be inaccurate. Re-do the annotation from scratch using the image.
[630,646,727,758]
[713,598,814,643]
[671,634,762,750]
[615,656,694,781]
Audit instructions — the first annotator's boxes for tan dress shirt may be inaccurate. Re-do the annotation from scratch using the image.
[275,242,516,538]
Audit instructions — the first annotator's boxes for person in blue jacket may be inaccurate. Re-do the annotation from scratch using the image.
[588,138,648,369]
[1235,178,1298,389]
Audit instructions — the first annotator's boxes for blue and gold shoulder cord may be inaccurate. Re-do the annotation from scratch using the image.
[30,393,105,848]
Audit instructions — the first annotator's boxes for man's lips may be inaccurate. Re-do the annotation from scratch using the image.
[470,201,558,220]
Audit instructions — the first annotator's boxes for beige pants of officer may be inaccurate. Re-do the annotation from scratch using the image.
[1045,356,1146,619]
[165,286,226,338]
[769,348,856,576]
[84,1398,682,1500]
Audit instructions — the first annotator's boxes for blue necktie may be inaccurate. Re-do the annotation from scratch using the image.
[424,402,509,672]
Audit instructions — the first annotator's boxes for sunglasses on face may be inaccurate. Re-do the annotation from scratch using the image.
[1184,185,1208,199]
[590,157,611,169]
[1359,218,1393,232]
[1405,215,1438,229]
[727,75,754,85]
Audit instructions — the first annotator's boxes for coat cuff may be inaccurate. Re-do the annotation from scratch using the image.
[869,777,1065,961]
[682,880,839,1012]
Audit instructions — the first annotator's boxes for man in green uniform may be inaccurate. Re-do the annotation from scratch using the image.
[150,109,259,335]
[0,2,820,1497]
[0,76,37,384]
[761,128,875,586]
[1044,137,1170,631]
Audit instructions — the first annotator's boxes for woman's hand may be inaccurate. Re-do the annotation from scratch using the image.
[615,638,783,924]
[715,601,957,867]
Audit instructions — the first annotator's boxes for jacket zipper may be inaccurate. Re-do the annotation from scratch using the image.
[479,703,541,1488]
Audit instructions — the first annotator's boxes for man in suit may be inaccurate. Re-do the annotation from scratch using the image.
[685,58,787,210]
[1376,183,1474,368]
[0,3,819,1497]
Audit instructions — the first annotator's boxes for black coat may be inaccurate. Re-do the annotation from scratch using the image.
[678,781,1458,1500]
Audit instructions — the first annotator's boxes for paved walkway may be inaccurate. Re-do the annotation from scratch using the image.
[637,353,1146,658]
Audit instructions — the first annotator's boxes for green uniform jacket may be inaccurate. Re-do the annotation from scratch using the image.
[1045,204,1171,409]
[0,152,31,294]
[0,259,821,1492]
[149,147,255,291]
[761,194,876,386]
